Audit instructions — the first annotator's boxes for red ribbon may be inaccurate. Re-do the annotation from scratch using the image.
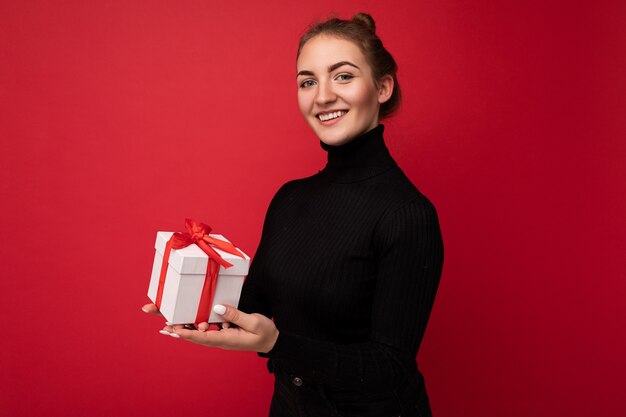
[155,218,245,323]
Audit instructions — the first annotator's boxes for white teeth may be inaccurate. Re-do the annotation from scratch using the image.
[319,111,346,121]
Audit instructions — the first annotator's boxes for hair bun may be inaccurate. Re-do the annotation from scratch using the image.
[352,13,376,33]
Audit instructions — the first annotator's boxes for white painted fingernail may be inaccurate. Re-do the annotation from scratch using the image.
[169,332,180,338]
[165,321,172,325]
[159,330,170,335]
[213,304,226,315]
[142,307,149,313]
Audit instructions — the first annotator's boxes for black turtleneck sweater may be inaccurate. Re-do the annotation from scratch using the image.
[239,125,444,392]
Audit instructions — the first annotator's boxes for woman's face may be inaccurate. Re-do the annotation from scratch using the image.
[296,35,392,146]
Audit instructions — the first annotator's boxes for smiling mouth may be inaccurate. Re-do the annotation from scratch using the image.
[316,110,348,122]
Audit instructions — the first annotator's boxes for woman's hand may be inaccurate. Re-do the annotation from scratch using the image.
[141,303,162,316]
[142,303,279,354]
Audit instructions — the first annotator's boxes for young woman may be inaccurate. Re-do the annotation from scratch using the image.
[144,13,444,417]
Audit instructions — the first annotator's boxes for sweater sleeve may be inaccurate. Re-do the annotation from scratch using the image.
[237,255,272,318]
[262,198,444,390]
[237,182,294,318]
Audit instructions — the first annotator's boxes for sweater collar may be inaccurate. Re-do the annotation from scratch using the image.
[320,125,396,183]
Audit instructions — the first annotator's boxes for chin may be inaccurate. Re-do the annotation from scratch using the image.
[319,133,352,146]
[320,128,374,147]
[310,124,359,147]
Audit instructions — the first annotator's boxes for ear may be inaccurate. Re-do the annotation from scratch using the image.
[377,75,394,104]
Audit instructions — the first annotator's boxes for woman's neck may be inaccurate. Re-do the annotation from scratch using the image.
[320,125,397,182]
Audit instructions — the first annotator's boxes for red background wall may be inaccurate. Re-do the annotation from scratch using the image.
[1,1,624,416]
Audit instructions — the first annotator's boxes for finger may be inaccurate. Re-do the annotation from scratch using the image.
[142,303,163,316]
[197,322,210,332]
[160,324,180,339]
[174,327,254,349]
[213,304,259,333]
[174,328,231,346]
[163,322,195,330]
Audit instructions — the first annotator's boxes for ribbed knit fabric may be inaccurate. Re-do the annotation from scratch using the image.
[239,125,444,393]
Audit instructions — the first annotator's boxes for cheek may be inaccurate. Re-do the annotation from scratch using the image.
[297,92,309,117]
[346,83,379,112]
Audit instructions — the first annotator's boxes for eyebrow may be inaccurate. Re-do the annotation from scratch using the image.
[296,61,360,78]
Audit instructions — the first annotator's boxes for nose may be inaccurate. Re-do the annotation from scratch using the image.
[315,80,337,105]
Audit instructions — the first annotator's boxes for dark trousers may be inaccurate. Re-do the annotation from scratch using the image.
[267,361,432,417]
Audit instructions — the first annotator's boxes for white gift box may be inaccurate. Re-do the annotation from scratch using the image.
[147,231,250,324]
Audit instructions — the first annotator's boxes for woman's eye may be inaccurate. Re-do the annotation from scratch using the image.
[336,74,353,81]
[300,80,316,88]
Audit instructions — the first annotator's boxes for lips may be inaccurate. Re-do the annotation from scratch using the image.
[316,110,348,122]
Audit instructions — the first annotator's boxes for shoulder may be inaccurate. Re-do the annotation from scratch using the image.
[377,191,440,232]
[264,171,323,212]
[373,197,443,261]
[372,170,442,248]
[371,167,438,215]
[270,173,318,201]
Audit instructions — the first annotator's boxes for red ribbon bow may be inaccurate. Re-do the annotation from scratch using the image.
[155,218,245,323]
